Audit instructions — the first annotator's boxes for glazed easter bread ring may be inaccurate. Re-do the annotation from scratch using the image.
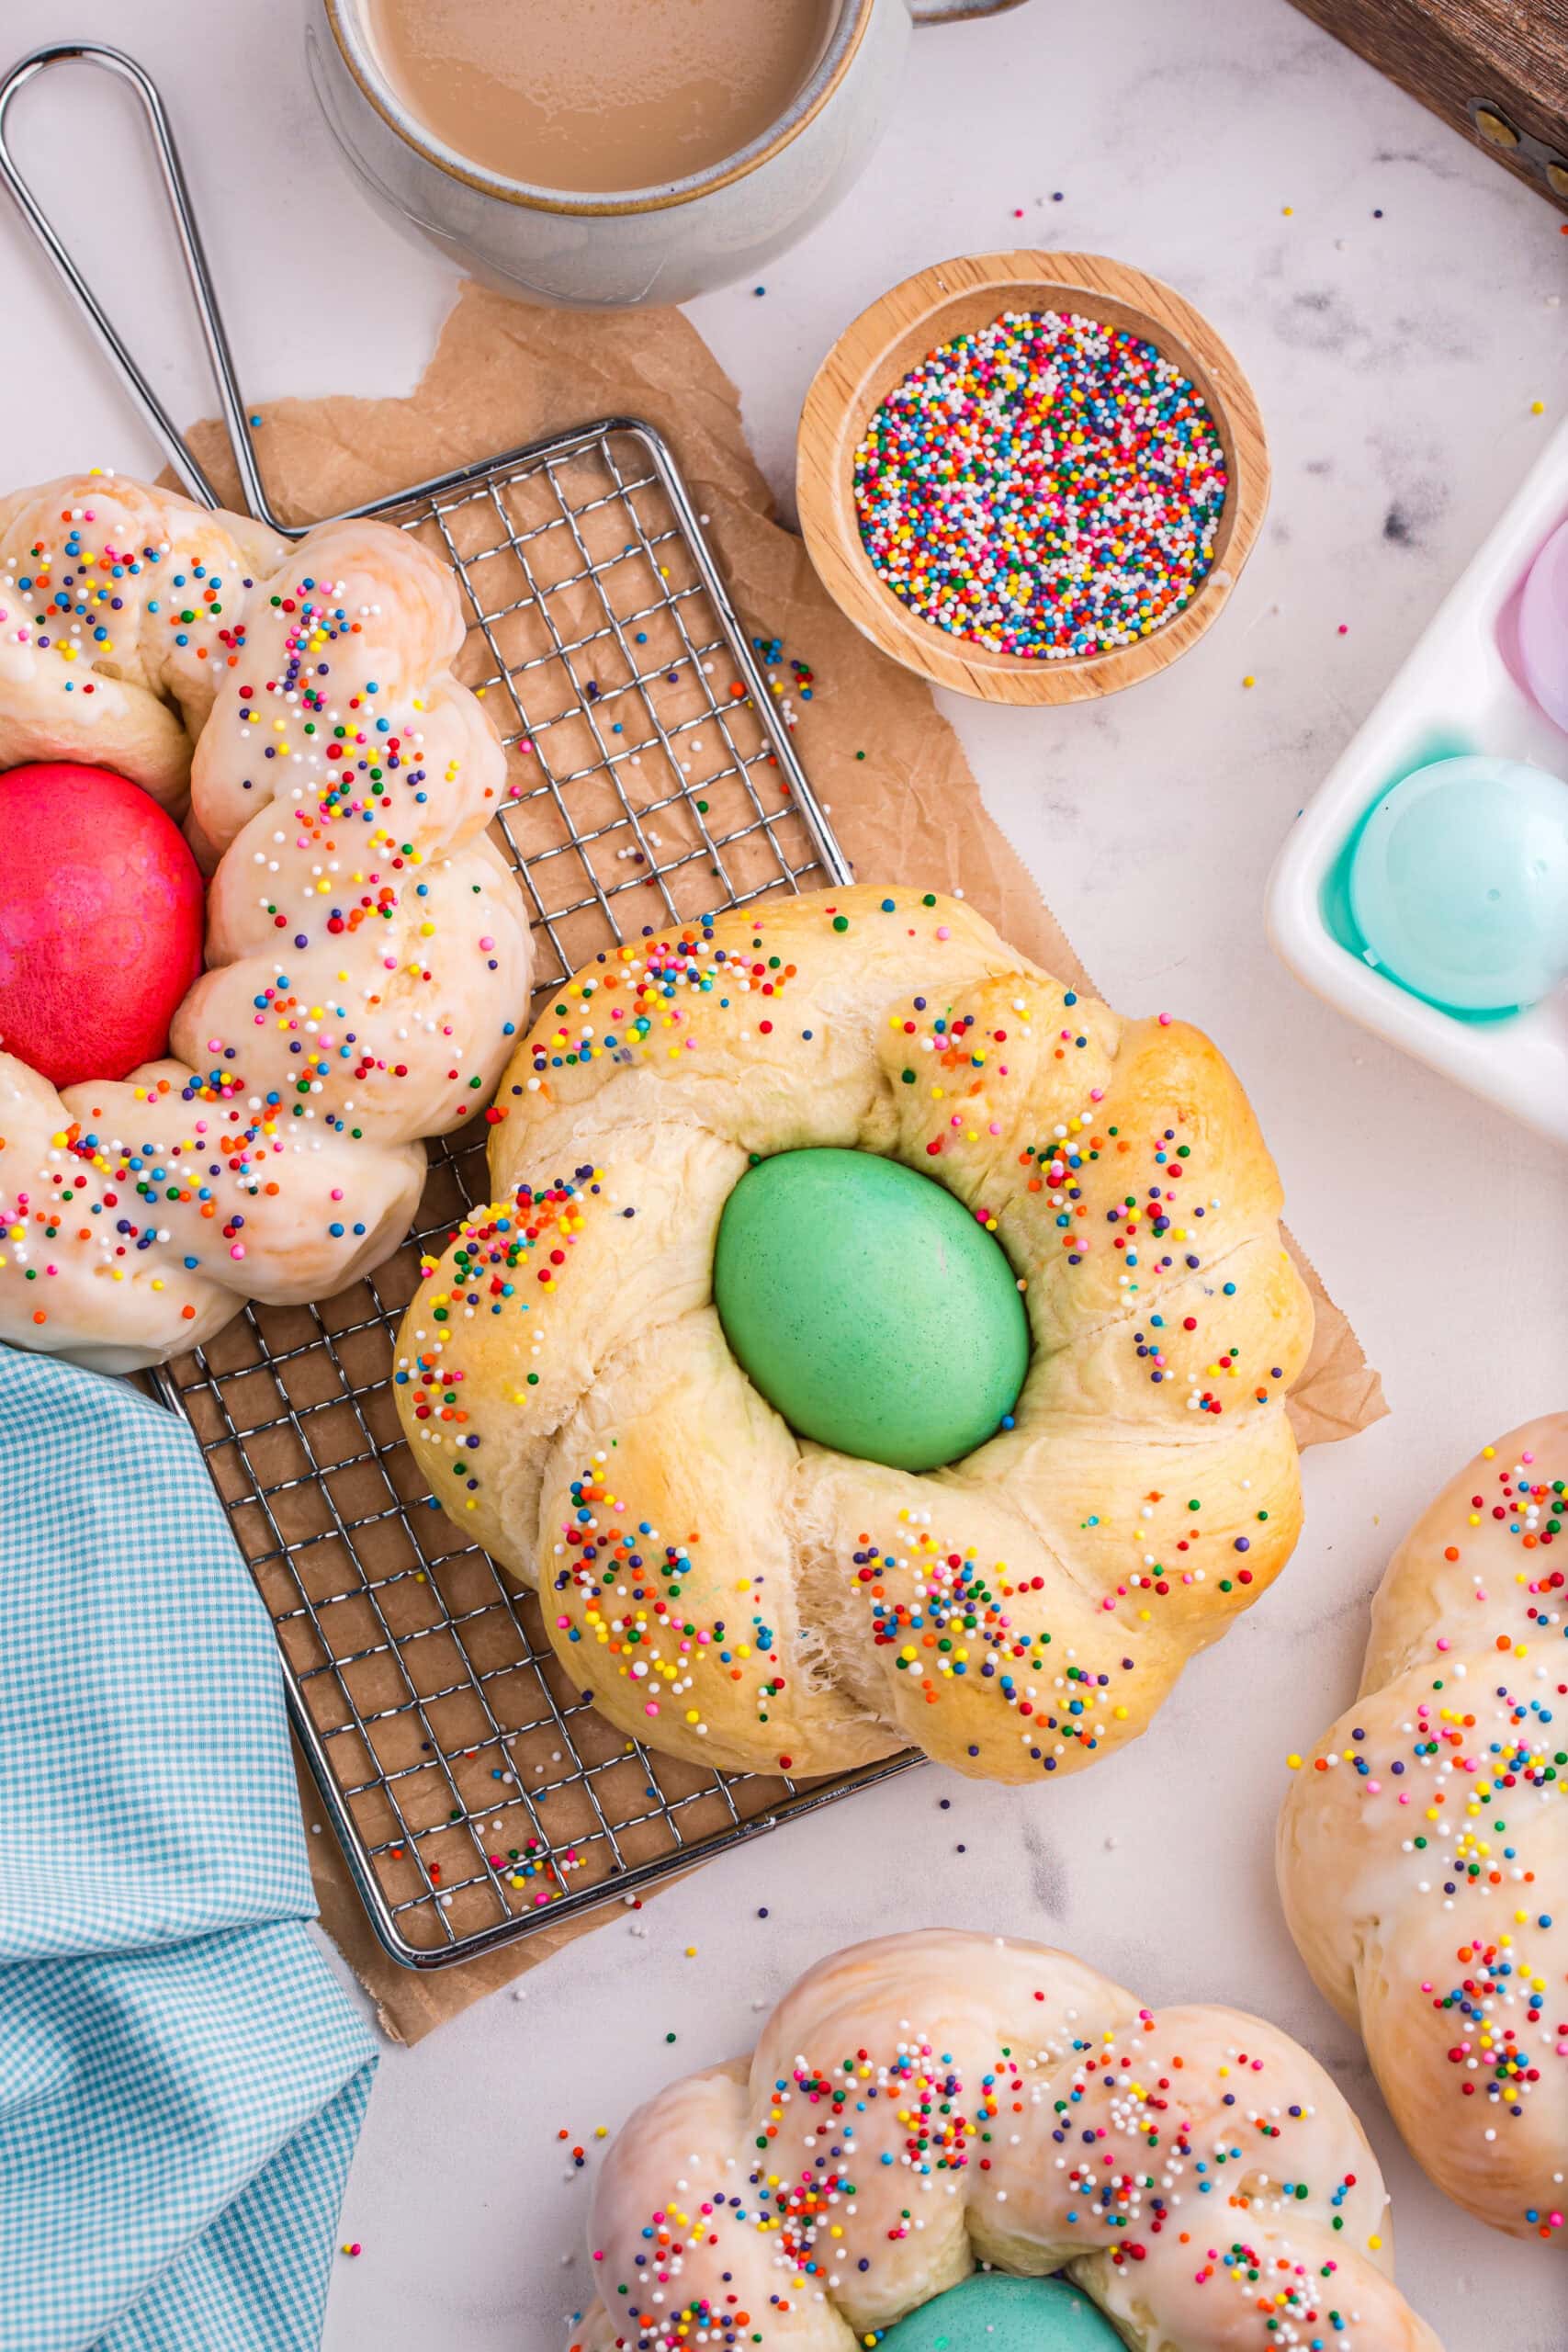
[570,1928,1443,2351]
[1279,1412,1567,2245]
[396,886,1313,1784]
[0,473,531,1372]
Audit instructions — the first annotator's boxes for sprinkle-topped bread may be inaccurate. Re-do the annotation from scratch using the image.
[0,472,532,1370]
[1279,1414,1566,2245]
[396,885,1313,1784]
[570,1928,1443,2350]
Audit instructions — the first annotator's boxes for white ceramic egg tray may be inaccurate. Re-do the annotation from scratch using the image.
[1268,416,1568,1148]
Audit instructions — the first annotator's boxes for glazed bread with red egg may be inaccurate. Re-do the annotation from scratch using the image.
[0,472,531,1371]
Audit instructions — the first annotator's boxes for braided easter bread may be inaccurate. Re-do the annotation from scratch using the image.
[395,885,1313,1783]
[0,473,531,1371]
[1278,1415,1566,2245]
[570,1928,1442,2352]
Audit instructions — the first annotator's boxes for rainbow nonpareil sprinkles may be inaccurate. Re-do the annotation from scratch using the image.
[853,308,1228,660]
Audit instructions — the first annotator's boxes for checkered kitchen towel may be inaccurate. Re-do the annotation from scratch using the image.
[0,1345,378,2351]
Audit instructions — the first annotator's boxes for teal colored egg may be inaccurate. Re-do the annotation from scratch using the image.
[712,1148,1028,1473]
[876,2274,1126,2352]
[1348,754,1568,1013]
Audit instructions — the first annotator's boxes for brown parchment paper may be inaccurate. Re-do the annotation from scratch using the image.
[180,281,1383,2043]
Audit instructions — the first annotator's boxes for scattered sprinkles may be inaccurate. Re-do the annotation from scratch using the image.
[749,632,816,736]
[849,1512,1134,1767]
[547,1449,785,1741]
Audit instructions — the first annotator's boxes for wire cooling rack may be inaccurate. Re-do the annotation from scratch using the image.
[0,38,920,1970]
[154,425,921,1969]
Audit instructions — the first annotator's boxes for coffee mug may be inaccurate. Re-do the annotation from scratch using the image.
[307,0,1029,309]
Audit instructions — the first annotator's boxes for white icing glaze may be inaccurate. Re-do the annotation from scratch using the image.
[572,1929,1443,2351]
[1279,1414,1566,2245]
[0,473,532,1369]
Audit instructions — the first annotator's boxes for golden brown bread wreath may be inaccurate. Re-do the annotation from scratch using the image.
[569,1928,1443,2351]
[1278,1413,1566,2245]
[396,885,1314,1782]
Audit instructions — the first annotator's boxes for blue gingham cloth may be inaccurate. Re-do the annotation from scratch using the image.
[0,1345,378,2352]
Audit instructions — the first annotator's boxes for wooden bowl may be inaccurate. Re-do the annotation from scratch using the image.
[796,250,1269,706]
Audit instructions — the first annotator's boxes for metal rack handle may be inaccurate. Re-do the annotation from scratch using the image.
[0,40,290,527]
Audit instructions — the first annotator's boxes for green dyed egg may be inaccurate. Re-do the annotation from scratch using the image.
[877,2274,1124,2352]
[712,1148,1027,1473]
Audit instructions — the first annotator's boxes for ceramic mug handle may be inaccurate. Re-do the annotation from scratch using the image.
[909,0,1030,20]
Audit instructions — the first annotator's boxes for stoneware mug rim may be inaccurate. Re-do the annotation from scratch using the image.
[323,0,877,218]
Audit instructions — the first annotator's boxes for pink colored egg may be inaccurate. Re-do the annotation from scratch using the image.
[1519,514,1568,732]
[0,762,205,1089]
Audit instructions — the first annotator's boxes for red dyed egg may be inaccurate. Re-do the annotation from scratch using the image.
[0,762,205,1089]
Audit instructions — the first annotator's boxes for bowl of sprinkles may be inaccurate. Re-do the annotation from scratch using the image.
[797,250,1269,704]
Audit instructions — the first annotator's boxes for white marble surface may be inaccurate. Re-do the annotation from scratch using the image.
[2,3,1563,2346]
